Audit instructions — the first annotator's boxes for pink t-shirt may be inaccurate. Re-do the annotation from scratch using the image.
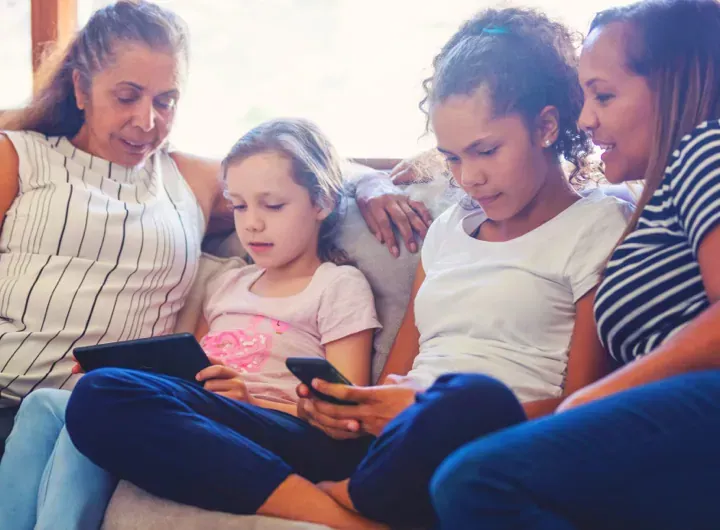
[201,262,381,404]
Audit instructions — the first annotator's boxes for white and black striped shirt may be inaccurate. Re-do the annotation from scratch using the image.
[0,131,204,406]
[595,120,720,364]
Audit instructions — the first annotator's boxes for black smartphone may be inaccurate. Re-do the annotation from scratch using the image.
[285,357,357,405]
[74,333,212,384]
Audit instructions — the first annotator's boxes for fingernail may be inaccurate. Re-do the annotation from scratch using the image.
[392,246,399,258]
[410,242,418,253]
[312,379,319,389]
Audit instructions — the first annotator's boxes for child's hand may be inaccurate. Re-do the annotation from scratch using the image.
[71,356,85,375]
[196,358,252,403]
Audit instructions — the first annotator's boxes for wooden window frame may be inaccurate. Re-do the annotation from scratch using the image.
[0,0,76,113]
[31,0,77,86]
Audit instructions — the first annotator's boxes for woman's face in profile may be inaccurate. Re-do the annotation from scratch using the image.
[73,42,184,167]
[577,22,655,184]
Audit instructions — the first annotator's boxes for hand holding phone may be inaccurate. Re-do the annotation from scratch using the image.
[285,357,357,406]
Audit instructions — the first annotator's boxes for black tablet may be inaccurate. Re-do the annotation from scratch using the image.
[74,333,211,384]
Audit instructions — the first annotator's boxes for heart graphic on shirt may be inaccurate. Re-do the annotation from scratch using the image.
[201,328,273,373]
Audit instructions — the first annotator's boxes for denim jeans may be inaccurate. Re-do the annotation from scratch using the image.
[0,389,117,530]
[432,370,720,530]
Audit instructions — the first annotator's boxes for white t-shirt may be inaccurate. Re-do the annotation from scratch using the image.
[407,190,633,401]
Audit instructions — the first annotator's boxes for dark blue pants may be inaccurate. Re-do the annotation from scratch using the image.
[66,369,525,528]
[431,370,720,530]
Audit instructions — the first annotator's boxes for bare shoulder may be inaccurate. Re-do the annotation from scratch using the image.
[0,134,20,217]
[170,151,222,188]
[170,151,223,225]
[0,134,19,172]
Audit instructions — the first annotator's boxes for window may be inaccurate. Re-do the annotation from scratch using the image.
[78,1,633,159]
[0,0,33,110]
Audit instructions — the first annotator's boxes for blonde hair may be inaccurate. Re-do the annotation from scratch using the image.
[222,118,350,265]
[591,0,720,237]
[0,1,188,136]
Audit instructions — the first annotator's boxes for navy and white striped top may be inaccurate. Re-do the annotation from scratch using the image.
[595,120,720,364]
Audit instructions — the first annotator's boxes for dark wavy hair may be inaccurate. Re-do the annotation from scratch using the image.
[222,118,350,266]
[421,7,592,184]
[0,0,188,136]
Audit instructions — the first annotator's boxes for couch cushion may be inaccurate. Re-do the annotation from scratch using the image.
[102,481,329,530]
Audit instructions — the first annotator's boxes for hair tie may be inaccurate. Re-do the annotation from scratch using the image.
[483,26,509,35]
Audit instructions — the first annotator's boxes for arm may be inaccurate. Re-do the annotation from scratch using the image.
[523,287,611,419]
[376,262,425,384]
[0,135,20,225]
[561,227,720,411]
[170,152,234,236]
[256,330,375,418]
[324,329,374,386]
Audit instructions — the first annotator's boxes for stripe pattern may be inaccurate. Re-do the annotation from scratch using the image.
[0,132,203,406]
[595,120,720,364]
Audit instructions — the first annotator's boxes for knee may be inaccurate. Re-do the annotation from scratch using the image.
[9,389,72,443]
[430,448,475,513]
[66,368,145,441]
[422,373,525,421]
[16,388,72,426]
[431,442,501,518]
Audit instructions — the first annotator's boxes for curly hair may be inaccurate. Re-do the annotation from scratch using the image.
[420,7,592,185]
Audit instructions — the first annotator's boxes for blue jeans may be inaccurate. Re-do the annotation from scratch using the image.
[66,369,526,528]
[0,389,117,530]
[431,370,720,530]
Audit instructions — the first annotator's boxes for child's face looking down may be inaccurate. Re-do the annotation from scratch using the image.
[432,87,558,221]
[225,151,328,270]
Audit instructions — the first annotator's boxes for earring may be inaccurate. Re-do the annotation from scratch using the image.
[544,140,552,147]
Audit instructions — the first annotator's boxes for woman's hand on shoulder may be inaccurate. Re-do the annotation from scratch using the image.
[353,163,432,258]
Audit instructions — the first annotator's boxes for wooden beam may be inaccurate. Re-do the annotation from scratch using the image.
[31,0,77,83]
